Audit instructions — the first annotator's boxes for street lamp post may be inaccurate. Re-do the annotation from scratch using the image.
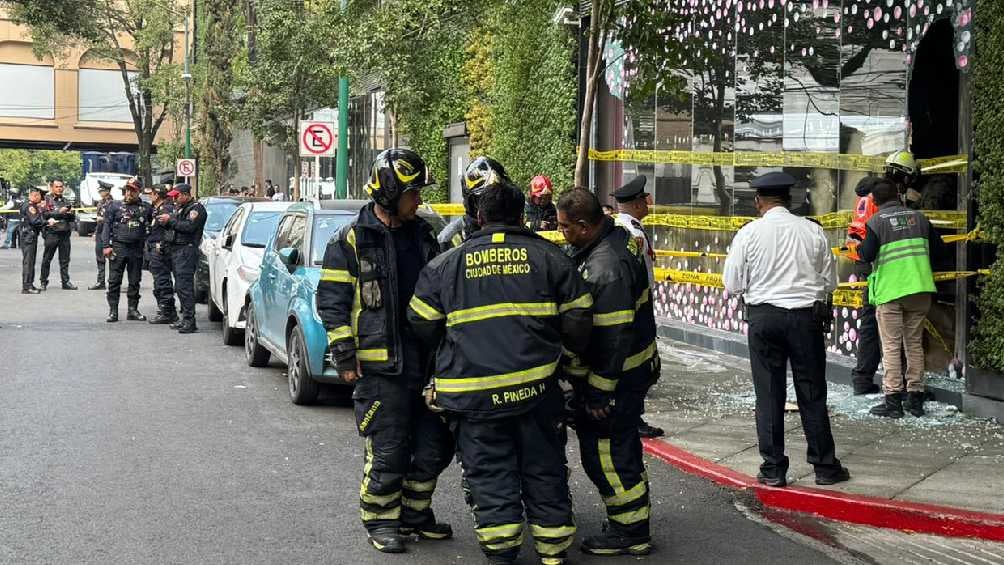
[335,0,349,199]
[183,13,193,161]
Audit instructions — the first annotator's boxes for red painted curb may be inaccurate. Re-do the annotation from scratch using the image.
[643,438,1004,542]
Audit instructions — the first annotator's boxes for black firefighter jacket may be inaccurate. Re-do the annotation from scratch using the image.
[566,218,659,407]
[317,202,439,376]
[407,225,593,419]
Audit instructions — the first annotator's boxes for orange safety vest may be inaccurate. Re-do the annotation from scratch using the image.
[848,194,878,242]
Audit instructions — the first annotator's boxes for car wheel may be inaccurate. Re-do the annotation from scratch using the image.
[287,324,319,405]
[222,292,243,346]
[208,295,223,322]
[245,303,271,368]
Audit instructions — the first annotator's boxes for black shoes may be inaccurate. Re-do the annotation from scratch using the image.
[62,282,78,290]
[21,287,40,295]
[88,283,105,290]
[853,383,880,395]
[815,466,851,486]
[870,393,904,419]
[400,522,453,540]
[367,528,406,553]
[177,320,198,334]
[40,282,47,291]
[106,308,118,323]
[580,533,652,556]
[126,308,147,321]
[638,419,665,438]
[905,391,926,417]
[756,472,787,488]
[149,312,179,325]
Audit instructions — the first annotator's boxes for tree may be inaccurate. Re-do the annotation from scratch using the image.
[2,0,101,40]
[574,0,618,189]
[0,149,82,190]
[10,0,186,188]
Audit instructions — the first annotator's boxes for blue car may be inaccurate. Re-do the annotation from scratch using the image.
[245,200,446,405]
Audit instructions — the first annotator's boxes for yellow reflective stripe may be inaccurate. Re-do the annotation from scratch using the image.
[346,227,357,251]
[565,365,589,378]
[623,341,656,371]
[603,481,647,507]
[360,437,375,503]
[362,507,401,521]
[588,372,617,392]
[635,288,650,309]
[492,232,505,243]
[402,497,431,511]
[451,233,463,247]
[327,326,353,342]
[535,537,575,556]
[435,360,558,393]
[593,309,634,327]
[446,301,558,327]
[598,439,626,494]
[409,296,445,321]
[402,479,436,493]
[476,523,523,542]
[530,524,576,538]
[320,268,355,283]
[361,490,401,506]
[484,536,524,551]
[609,505,650,525]
[558,293,593,313]
[358,348,389,362]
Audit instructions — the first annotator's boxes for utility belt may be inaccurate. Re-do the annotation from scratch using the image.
[745,300,834,330]
[44,223,70,234]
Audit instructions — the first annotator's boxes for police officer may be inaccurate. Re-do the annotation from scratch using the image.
[89,181,116,290]
[409,167,592,565]
[147,185,177,324]
[723,172,849,487]
[438,157,512,251]
[39,178,77,290]
[19,187,45,294]
[156,183,206,334]
[555,188,659,556]
[101,179,150,322]
[316,149,454,554]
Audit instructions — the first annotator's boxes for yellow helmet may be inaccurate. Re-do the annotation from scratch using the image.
[884,150,918,179]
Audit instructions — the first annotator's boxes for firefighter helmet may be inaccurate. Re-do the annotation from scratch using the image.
[364,149,435,213]
[462,156,513,218]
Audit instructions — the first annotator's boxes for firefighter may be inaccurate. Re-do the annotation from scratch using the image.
[408,166,592,565]
[316,149,454,554]
[556,188,660,556]
[438,157,513,251]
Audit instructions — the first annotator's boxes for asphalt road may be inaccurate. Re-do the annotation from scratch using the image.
[0,237,842,565]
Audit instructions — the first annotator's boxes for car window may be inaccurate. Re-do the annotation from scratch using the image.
[288,215,307,252]
[272,215,296,251]
[241,212,282,248]
[311,215,353,265]
[204,202,239,233]
[222,208,245,246]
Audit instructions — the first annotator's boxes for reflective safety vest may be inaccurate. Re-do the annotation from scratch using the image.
[866,204,937,305]
[407,225,593,418]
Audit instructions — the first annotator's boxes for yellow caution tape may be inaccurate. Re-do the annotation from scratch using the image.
[0,206,97,215]
[924,319,952,353]
[832,289,865,308]
[654,268,723,287]
[428,203,465,217]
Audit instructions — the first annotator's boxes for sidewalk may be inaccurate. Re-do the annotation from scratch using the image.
[645,338,1004,536]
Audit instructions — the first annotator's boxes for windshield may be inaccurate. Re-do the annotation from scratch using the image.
[241,212,283,248]
[311,215,353,265]
[204,202,239,233]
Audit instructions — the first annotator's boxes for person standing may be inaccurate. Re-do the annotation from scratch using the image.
[156,183,206,334]
[88,181,116,290]
[723,172,849,488]
[101,181,150,323]
[147,186,177,324]
[2,187,23,249]
[524,175,557,232]
[316,149,453,554]
[556,188,659,556]
[18,187,45,294]
[859,180,946,418]
[409,174,592,565]
[39,179,77,290]
[846,176,883,395]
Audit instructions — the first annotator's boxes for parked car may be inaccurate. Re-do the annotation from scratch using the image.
[206,201,293,345]
[195,196,269,303]
[245,200,445,405]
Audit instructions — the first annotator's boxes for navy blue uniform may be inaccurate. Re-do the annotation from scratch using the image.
[19,200,44,290]
[101,199,151,311]
[164,200,207,325]
[147,200,176,318]
[39,194,75,287]
[93,197,113,287]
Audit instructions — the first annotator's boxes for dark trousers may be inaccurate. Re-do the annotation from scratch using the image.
[852,288,881,392]
[40,231,71,285]
[171,245,198,322]
[353,373,453,533]
[94,239,107,285]
[106,244,144,308]
[148,242,176,315]
[452,387,574,563]
[576,375,653,540]
[20,231,38,289]
[746,304,841,479]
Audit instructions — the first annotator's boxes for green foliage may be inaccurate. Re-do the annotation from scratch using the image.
[3,0,101,41]
[0,150,82,190]
[971,0,1004,371]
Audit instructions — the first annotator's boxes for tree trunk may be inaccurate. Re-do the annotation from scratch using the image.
[253,136,264,196]
[574,1,610,190]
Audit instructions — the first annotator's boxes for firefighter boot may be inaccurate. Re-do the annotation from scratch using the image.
[869,393,904,419]
[367,528,405,554]
[400,523,453,540]
[581,533,652,556]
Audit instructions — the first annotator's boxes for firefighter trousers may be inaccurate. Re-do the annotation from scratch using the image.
[576,377,653,540]
[451,387,575,564]
[353,373,453,533]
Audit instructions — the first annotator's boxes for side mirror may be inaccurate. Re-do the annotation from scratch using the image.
[278,247,300,271]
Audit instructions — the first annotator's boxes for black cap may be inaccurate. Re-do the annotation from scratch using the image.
[173,183,192,194]
[154,185,169,198]
[750,172,795,196]
[613,176,648,203]
[97,180,113,192]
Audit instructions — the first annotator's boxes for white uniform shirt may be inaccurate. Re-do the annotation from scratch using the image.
[615,212,655,286]
[723,206,836,309]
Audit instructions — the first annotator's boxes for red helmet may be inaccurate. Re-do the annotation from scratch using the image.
[530,175,552,197]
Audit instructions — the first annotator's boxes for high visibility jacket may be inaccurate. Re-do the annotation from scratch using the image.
[408,225,593,419]
[566,218,658,401]
[858,202,940,306]
[317,202,440,376]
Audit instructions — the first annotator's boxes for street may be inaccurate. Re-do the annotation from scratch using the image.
[0,237,845,564]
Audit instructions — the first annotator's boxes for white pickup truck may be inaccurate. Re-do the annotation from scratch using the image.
[75,172,131,236]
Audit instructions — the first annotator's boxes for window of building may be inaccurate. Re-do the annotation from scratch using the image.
[0,63,54,119]
[78,68,138,123]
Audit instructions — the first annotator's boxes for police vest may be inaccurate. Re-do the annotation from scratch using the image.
[111,202,149,244]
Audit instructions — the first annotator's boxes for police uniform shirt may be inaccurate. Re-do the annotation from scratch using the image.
[614,212,655,287]
[723,206,836,309]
